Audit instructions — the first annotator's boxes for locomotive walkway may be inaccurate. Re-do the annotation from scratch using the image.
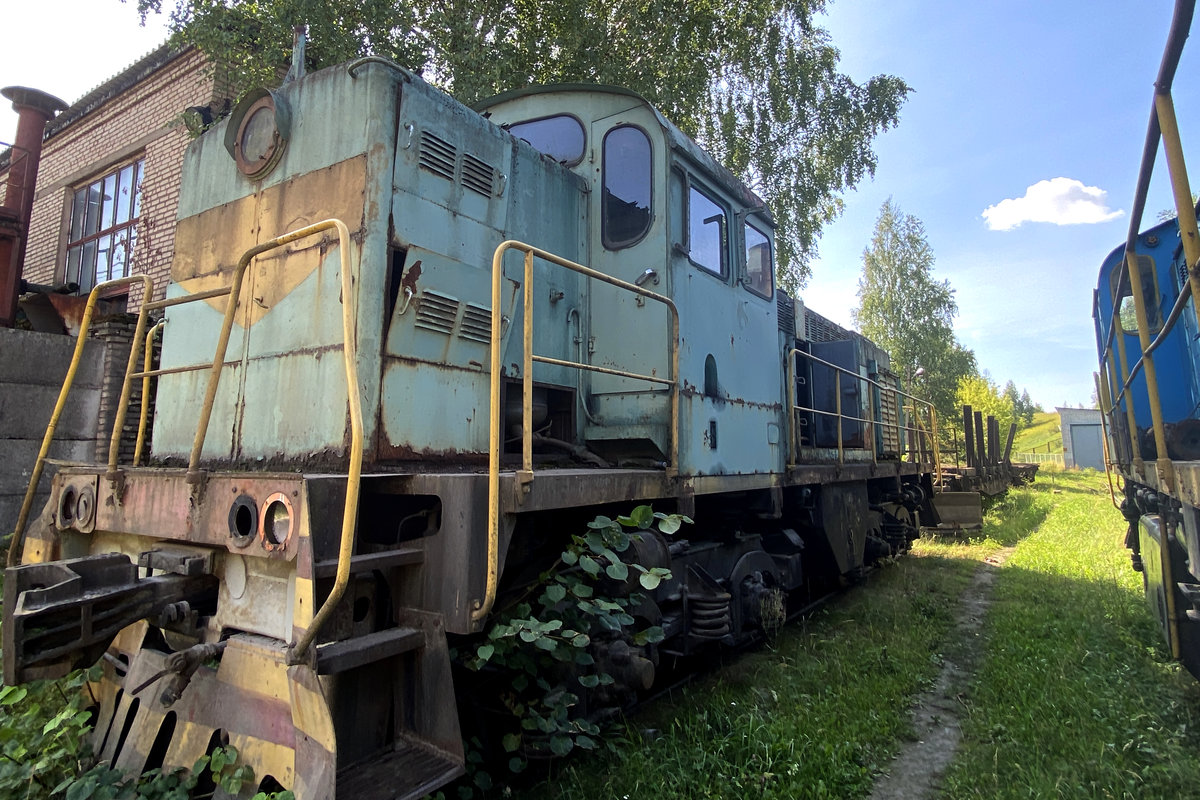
[867,546,1016,800]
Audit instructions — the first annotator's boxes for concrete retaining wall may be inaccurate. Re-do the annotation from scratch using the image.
[0,328,103,542]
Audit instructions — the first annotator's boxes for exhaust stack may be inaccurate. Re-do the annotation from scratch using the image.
[0,86,68,328]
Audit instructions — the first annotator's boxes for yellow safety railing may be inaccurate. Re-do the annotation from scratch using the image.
[481,240,680,623]
[786,348,939,484]
[1094,0,1198,660]
[6,219,361,665]
[7,275,152,566]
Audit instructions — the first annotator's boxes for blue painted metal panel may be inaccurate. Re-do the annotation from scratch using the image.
[1095,217,1197,439]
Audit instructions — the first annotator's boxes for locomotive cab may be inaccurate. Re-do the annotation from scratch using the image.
[479,85,785,476]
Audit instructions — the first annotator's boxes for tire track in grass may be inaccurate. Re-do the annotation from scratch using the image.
[868,546,1016,800]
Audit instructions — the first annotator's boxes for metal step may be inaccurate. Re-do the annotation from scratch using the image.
[316,627,422,675]
[313,546,423,579]
[336,737,464,800]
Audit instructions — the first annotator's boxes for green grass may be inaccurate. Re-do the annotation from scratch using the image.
[1012,410,1062,454]
[511,469,1200,799]
[514,488,1049,799]
[942,468,1200,799]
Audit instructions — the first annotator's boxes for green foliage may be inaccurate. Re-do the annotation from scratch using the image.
[514,471,1200,799]
[1011,410,1062,455]
[0,666,100,800]
[956,371,1016,437]
[132,0,909,289]
[514,511,994,799]
[59,745,266,800]
[1001,380,1038,429]
[0,663,289,800]
[463,506,685,775]
[853,197,975,421]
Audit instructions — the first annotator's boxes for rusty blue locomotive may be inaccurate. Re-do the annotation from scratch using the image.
[4,56,937,798]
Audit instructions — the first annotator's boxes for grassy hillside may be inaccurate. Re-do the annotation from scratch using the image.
[1012,410,1061,454]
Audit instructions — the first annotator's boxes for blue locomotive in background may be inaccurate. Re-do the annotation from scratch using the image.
[4,56,938,798]
[1092,0,1200,685]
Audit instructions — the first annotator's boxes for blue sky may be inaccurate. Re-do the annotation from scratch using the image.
[808,0,1197,408]
[2,2,1195,409]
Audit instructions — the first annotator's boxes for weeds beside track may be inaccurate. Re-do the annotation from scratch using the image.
[523,469,1200,799]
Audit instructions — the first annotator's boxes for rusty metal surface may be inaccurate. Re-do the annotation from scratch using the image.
[90,626,335,797]
[156,152,382,463]
[931,491,985,530]
[171,157,367,323]
[55,467,308,561]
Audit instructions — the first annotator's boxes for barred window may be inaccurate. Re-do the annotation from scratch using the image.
[65,158,143,293]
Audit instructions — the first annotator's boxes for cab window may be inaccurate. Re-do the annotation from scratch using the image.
[1114,255,1162,335]
[602,126,652,249]
[744,221,773,298]
[506,115,585,165]
[688,185,726,276]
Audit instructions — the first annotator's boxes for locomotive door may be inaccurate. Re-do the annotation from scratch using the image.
[809,339,865,449]
[581,116,672,461]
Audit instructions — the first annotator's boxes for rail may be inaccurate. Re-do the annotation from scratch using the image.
[1094,0,1197,659]
[785,347,939,483]
[482,240,680,623]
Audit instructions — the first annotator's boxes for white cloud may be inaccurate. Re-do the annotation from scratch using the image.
[982,177,1124,231]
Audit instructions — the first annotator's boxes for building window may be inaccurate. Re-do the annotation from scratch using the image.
[65,158,144,293]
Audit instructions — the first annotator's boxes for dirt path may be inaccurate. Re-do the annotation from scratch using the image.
[867,547,1015,800]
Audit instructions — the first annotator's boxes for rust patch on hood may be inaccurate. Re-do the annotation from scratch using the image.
[400,259,422,295]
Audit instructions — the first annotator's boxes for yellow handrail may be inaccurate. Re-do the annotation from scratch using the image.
[133,320,166,465]
[7,275,153,567]
[482,239,680,624]
[207,220,361,665]
[786,347,937,477]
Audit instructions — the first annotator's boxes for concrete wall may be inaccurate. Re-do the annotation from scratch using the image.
[0,328,103,542]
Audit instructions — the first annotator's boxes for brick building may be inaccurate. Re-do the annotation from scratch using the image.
[2,43,221,313]
[1,45,224,536]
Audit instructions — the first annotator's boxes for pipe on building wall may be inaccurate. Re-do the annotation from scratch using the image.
[0,86,68,328]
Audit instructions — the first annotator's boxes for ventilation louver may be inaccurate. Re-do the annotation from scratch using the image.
[462,154,496,196]
[419,132,456,181]
[777,291,795,337]
[415,290,459,335]
[459,303,492,344]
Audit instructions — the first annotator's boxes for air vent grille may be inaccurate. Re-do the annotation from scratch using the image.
[776,291,795,337]
[804,308,852,343]
[419,132,456,180]
[415,290,459,335]
[462,154,495,196]
[459,303,492,344]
